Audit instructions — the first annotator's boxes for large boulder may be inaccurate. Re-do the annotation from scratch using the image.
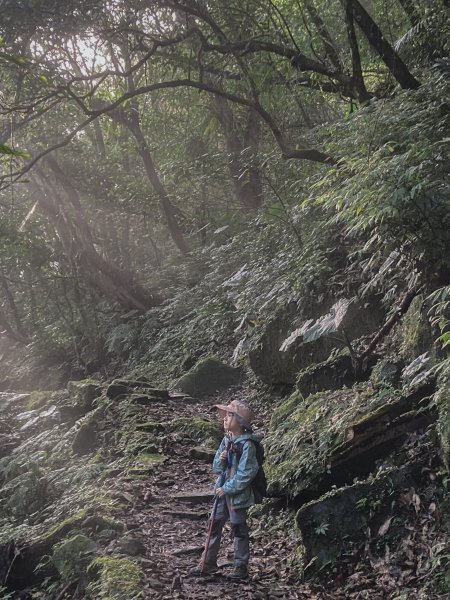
[174,357,242,398]
[106,379,169,401]
[265,379,436,501]
[249,299,384,386]
[296,352,377,399]
[72,423,97,455]
[67,380,103,412]
[296,454,428,575]
[52,534,97,580]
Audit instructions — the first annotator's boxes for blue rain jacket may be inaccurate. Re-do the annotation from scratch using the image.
[212,433,260,509]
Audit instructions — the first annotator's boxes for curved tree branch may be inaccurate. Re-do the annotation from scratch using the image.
[0,76,338,191]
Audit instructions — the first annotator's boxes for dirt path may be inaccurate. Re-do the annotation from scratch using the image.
[111,394,324,599]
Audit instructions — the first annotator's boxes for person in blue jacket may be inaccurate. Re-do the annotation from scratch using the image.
[192,399,259,580]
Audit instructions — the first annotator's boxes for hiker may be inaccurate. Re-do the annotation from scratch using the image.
[191,399,260,580]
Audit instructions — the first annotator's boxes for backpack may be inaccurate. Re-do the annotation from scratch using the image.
[234,439,268,504]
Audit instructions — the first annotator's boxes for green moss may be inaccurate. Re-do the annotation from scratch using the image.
[135,453,167,466]
[52,534,96,581]
[398,295,434,361]
[87,556,144,600]
[67,379,103,399]
[39,510,89,544]
[271,390,305,429]
[26,390,64,410]
[175,356,242,398]
[135,422,164,433]
[168,417,223,444]
[81,514,124,533]
[264,385,398,497]
[26,391,50,410]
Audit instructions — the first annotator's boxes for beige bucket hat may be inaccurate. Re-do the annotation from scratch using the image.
[215,399,255,430]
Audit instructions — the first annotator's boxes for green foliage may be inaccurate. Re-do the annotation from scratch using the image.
[106,321,142,357]
[87,556,144,600]
[0,143,30,158]
[428,286,450,349]
[307,66,450,271]
[265,385,380,497]
[433,362,450,471]
[314,522,330,536]
[280,299,352,352]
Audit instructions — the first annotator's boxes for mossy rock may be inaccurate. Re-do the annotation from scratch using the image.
[67,379,103,411]
[52,534,97,581]
[81,515,125,534]
[266,380,435,499]
[41,510,90,544]
[249,299,384,386]
[87,556,144,599]
[72,423,97,455]
[296,459,425,576]
[135,452,167,467]
[370,357,404,390]
[135,421,165,433]
[189,446,216,461]
[106,379,169,401]
[295,352,376,398]
[26,390,63,411]
[174,357,242,398]
[0,433,20,457]
[129,394,159,406]
[106,381,131,400]
[168,417,223,445]
[396,295,435,362]
[6,510,89,587]
[117,535,146,556]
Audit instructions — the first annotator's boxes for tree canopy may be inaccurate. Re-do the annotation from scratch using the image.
[0,0,449,373]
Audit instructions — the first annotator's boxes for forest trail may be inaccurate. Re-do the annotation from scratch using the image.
[113,392,322,600]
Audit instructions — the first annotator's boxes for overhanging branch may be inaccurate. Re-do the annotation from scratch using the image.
[1,77,337,190]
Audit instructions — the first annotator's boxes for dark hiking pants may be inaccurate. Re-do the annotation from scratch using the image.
[202,495,249,567]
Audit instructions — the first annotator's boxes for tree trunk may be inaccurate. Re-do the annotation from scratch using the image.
[303,0,342,70]
[124,112,192,256]
[92,119,106,156]
[0,307,30,344]
[0,272,29,342]
[348,0,420,89]
[344,0,371,102]
[213,95,263,211]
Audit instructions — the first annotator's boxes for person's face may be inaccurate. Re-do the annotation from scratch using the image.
[223,411,238,433]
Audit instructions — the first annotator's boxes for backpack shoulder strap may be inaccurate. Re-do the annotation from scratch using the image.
[234,439,263,464]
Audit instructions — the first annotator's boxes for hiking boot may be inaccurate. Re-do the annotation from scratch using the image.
[228,564,248,580]
[186,562,218,577]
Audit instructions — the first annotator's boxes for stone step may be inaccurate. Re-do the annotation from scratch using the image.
[172,491,214,504]
[162,510,208,521]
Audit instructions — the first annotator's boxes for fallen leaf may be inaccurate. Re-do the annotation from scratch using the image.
[378,517,393,536]
[412,493,421,513]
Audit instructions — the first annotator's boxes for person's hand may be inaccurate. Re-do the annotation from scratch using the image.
[215,487,225,497]
[220,450,227,461]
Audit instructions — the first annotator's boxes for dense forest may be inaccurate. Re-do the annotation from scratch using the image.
[0,0,449,598]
